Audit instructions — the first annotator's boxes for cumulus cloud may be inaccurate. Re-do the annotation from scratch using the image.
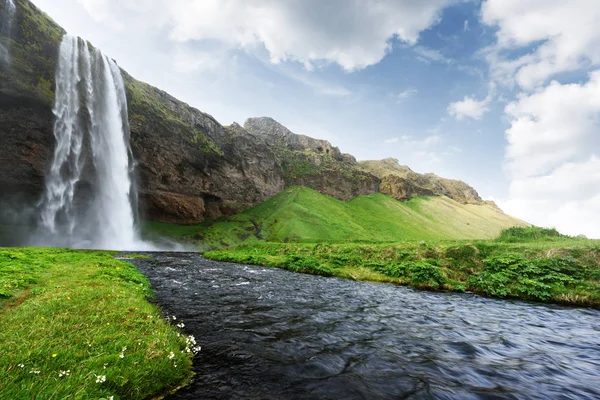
[72,0,455,71]
[499,71,600,237]
[478,1,600,237]
[447,94,490,120]
[482,0,600,90]
[504,72,600,177]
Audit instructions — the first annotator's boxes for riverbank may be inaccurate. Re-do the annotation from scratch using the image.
[0,247,197,399]
[204,228,600,308]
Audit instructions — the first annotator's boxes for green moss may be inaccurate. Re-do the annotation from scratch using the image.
[1,0,65,106]
[122,75,223,157]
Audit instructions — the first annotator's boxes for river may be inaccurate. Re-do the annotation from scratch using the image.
[130,252,600,399]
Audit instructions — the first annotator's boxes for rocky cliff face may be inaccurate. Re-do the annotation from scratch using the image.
[360,158,484,204]
[0,0,63,217]
[122,76,285,223]
[242,117,380,201]
[0,0,495,227]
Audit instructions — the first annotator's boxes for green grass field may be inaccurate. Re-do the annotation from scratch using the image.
[204,228,600,308]
[0,248,198,399]
[145,186,528,250]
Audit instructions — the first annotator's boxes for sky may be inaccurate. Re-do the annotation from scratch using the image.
[28,0,600,238]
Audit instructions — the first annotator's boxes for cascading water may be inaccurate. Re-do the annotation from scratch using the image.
[37,35,148,250]
[0,0,17,65]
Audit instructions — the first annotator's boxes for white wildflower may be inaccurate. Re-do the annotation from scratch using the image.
[176,322,185,329]
[95,374,106,383]
[58,370,70,377]
[17,363,24,368]
[168,351,175,360]
[29,368,40,374]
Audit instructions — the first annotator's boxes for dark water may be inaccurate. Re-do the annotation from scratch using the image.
[130,253,600,400]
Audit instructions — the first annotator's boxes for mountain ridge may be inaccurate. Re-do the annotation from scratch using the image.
[1,0,514,230]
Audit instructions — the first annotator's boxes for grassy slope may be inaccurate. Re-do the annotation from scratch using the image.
[0,248,197,399]
[145,186,527,249]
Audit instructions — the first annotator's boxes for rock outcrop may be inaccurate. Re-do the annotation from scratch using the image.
[242,117,379,201]
[360,158,483,204]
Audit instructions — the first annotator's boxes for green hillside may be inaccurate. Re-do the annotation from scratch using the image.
[146,186,528,249]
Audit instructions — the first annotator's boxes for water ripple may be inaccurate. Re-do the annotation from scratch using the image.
[131,253,600,400]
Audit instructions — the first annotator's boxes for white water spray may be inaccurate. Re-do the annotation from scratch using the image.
[38,35,149,250]
[0,0,17,64]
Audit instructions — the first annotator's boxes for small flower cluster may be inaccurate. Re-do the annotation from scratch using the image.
[184,334,202,354]
[29,368,41,375]
[176,322,185,329]
[168,351,175,360]
[95,374,106,383]
[119,346,127,359]
[17,363,24,369]
[58,370,71,378]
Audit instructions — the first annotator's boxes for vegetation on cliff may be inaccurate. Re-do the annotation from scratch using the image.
[144,186,527,249]
[361,158,484,204]
[0,0,64,106]
[204,227,600,308]
[0,248,197,399]
[122,73,223,159]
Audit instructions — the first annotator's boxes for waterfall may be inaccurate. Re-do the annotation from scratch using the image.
[38,35,148,250]
[0,0,17,65]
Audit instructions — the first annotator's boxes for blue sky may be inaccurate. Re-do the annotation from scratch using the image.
[27,0,600,237]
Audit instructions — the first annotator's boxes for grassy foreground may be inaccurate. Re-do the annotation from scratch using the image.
[0,248,198,399]
[143,186,527,249]
[204,227,600,308]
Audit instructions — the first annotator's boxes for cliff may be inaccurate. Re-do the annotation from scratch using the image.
[0,0,505,226]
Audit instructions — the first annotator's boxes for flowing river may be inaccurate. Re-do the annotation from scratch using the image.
[130,253,600,399]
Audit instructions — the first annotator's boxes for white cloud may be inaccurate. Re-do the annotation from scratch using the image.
[72,0,455,71]
[447,95,490,120]
[504,71,600,178]
[479,1,600,237]
[481,0,600,90]
[392,88,418,102]
[499,71,600,238]
[413,45,451,64]
[169,0,457,71]
[383,134,443,150]
[500,157,600,238]
[172,47,235,74]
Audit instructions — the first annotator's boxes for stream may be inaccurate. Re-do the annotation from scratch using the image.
[130,252,600,399]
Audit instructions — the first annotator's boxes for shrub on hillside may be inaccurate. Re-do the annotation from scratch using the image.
[408,260,446,288]
[280,255,334,276]
[496,226,565,242]
[467,254,595,301]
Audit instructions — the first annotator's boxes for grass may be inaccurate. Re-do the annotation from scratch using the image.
[0,248,199,399]
[145,186,528,250]
[204,227,600,308]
